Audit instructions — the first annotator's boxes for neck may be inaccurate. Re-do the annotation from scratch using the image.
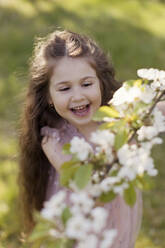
[76,121,99,142]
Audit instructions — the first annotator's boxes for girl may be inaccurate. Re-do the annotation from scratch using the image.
[19,30,142,247]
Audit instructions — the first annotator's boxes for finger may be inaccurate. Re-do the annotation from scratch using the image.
[41,136,49,146]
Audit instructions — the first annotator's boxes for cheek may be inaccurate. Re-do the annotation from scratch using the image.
[55,100,67,112]
[96,94,102,108]
[51,94,67,112]
[92,87,102,106]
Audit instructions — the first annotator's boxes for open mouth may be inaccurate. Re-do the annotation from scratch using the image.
[70,104,90,116]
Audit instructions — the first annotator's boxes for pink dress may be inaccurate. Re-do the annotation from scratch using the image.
[41,120,143,248]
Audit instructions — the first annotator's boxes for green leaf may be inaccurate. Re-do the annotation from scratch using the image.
[108,169,118,177]
[114,129,128,150]
[109,119,125,132]
[61,207,72,225]
[54,239,64,248]
[99,190,116,203]
[62,143,71,155]
[93,106,119,121]
[99,122,115,130]
[63,239,75,248]
[60,161,80,187]
[124,183,136,206]
[135,174,154,190]
[30,237,56,248]
[28,222,51,242]
[74,163,93,189]
[124,80,135,88]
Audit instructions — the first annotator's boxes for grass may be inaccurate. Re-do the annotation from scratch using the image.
[0,0,165,247]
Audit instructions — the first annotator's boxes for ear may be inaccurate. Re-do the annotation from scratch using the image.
[48,100,53,105]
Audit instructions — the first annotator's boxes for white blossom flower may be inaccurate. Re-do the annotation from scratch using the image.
[66,214,91,240]
[137,126,158,141]
[117,144,157,179]
[41,191,66,220]
[151,79,165,91]
[70,192,94,215]
[86,183,102,197]
[49,229,64,238]
[118,166,137,181]
[158,70,165,80]
[113,182,129,195]
[70,136,93,161]
[117,144,137,166]
[110,84,155,106]
[153,108,165,133]
[92,171,100,183]
[137,68,165,90]
[100,229,117,248]
[141,137,163,151]
[140,85,156,104]
[77,234,98,248]
[100,177,121,192]
[137,68,165,81]
[103,117,117,122]
[110,85,134,105]
[91,207,108,233]
[91,130,115,163]
[105,147,115,163]
[91,130,115,147]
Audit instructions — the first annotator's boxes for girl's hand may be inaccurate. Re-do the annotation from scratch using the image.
[41,127,72,172]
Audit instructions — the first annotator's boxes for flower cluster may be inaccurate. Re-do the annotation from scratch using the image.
[91,130,115,163]
[137,68,165,90]
[29,68,165,248]
[110,83,156,106]
[41,190,117,248]
[70,136,93,161]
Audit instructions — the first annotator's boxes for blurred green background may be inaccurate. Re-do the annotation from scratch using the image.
[0,0,165,247]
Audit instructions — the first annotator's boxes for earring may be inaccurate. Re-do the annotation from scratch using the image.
[49,103,54,109]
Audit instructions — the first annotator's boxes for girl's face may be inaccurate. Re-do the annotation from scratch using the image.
[49,57,102,129]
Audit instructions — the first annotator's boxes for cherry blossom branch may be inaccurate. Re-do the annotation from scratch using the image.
[146,90,165,117]
[128,90,165,144]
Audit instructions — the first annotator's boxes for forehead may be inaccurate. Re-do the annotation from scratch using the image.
[50,57,97,84]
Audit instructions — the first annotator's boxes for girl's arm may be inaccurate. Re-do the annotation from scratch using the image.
[41,134,72,173]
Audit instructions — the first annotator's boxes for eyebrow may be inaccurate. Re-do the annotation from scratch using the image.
[55,76,97,86]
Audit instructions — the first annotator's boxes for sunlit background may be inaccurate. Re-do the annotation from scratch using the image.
[0,0,165,247]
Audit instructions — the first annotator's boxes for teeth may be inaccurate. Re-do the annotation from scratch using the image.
[72,105,87,110]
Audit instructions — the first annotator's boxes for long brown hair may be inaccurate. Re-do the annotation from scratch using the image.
[18,29,120,233]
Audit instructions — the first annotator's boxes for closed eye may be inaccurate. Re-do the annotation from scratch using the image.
[82,82,93,87]
[59,87,70,91]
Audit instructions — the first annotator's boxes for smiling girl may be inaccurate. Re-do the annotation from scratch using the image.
[19,30,142,247]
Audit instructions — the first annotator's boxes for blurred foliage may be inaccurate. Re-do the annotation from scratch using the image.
[0,0,165,247]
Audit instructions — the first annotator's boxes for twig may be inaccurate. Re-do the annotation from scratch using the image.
[146,90,165,117]
[128,89,165,144]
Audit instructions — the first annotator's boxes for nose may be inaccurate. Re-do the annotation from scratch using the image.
[71,87,85,102]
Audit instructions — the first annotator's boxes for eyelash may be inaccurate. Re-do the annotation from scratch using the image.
[59,87,70,91]
[83,82,92,87]
[59,82,93,91]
